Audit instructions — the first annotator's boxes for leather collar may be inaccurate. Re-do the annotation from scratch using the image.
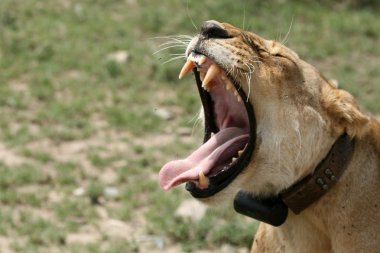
[281,133,355,214]
[234,133,355,226]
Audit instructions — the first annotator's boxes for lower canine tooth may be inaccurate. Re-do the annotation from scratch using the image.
[202,83,210,92]
[238,150,243,156]
[198,170,209,189]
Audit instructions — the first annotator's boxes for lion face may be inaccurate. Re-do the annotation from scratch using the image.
[159,20,369,203]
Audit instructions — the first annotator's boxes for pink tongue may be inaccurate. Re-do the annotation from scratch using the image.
[159,127,248,190]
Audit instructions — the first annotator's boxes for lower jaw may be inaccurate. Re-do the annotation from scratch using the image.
[186,69,257,198]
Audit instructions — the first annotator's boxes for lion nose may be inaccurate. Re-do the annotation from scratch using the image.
[201,20,231,39]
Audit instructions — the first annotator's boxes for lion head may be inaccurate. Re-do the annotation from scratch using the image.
[159,20,369,204]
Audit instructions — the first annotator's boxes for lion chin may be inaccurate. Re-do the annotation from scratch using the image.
[159,20,380,253]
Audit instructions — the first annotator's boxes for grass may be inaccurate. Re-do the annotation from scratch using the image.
[0,0,379,252]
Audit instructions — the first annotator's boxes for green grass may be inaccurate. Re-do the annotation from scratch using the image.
[0,0,379,252]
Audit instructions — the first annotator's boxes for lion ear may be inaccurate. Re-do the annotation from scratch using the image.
[322,86,369,137]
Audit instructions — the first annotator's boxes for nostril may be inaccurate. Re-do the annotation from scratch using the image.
[201,20,231,39]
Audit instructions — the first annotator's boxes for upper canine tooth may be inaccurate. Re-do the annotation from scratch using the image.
[203,63,220,87]
[198,170,209,189]
[199,55,207,65]
[238,150,243,157]
[179,60,195,79]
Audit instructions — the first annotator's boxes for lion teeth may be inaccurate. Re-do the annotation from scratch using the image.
[202,84,210,92]
[225,79,233,90]
[179,60,195,79]
[232,90,242,102]
[199,55,207,65]
[232,157,237,162]
[187,53,196,62]
[187,53,207,66]
[198,170,209,189]
[200,71,206,81]
[238,150,243,157]
[180,54,242,99]
[202,63,220,89]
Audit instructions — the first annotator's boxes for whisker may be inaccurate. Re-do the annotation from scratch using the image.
[187,0,198,31]
[190,108,203,137]
[153,45,186,55]
[243,62,255,101]
[158,42,187,48]
[158,42,187,49]
[158,37,192,45]
[281,16,294,45]
[151,35,192,52]
[294,120,302,162]
[158,40,189,45]
[150,35,193,40]
[170,38,192,43]
[169,53,186,56]
[162,55,186,65]
[238,69,245,91]
[242,0,246,30]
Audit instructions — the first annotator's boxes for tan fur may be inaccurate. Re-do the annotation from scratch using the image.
[186,21,380,252]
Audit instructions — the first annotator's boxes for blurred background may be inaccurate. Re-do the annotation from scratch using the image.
[0,0,379,252]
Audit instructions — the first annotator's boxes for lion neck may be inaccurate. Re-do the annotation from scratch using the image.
[282,126,380,250]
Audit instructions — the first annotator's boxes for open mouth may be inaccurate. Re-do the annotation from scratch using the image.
[159,51,256,198]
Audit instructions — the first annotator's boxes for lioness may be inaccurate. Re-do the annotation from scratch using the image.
[159,20,380,252]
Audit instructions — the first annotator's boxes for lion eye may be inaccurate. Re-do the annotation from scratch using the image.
[252,43,266,53]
